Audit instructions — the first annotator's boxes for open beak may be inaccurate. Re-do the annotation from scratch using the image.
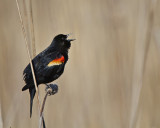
[67,39,76,41]
[67,33,76,42]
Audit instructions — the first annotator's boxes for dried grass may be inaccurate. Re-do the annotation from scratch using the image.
[1,0,160,128]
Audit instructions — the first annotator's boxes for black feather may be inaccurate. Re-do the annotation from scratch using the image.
[22,84,29,91]
[22,34,74,117]
[29,87,36,117]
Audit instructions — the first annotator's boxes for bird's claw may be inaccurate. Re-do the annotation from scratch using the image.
[45,84,58,96]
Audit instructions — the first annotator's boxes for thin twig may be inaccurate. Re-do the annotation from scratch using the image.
[28,2,44,126]
[40,92,49,117]
[39,92,48,128]
[29,0,36,57]
[15,0,42,125]
[39,91,49,128]
[0,104,3,128]
[16,0,38,92]
[39,84,58,127]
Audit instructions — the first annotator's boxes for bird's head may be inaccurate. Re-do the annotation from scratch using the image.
[51,34,75,52]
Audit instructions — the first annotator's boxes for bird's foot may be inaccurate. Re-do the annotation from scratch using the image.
[45,84,58,96]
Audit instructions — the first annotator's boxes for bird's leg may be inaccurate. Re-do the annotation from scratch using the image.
[45,84,58,96]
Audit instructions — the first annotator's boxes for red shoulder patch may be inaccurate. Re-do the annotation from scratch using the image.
[48,56,65,67]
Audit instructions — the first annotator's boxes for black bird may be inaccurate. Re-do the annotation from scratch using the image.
[22,34,75,117]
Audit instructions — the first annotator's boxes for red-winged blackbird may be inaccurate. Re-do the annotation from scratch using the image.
[22,34,75,117]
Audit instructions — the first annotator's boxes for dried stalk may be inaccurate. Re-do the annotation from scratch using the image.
[129,0,155,127]
[15,0,42,127]
[39,84,58,128]
[0,104,3,128]
[29,0,36,57]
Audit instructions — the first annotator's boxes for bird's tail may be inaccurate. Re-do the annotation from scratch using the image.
[22,84,36,117]
[29,87,36,118]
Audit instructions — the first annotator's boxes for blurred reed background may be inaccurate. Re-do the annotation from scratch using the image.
[0,0,160,128]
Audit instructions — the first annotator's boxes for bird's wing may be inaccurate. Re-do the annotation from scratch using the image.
[37,52,65,73]
[23,52,42,82]
[23,52,65,83]
[35,52,65,83]
[46,53,65,67]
